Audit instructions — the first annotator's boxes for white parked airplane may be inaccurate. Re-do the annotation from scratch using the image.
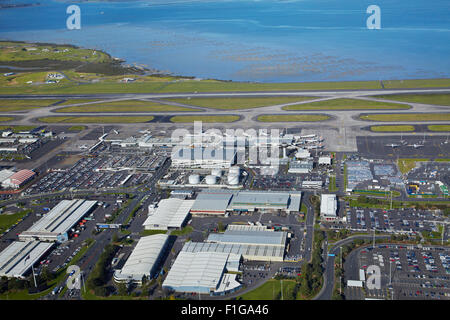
[385,144,400,148]
[408,144,424,148]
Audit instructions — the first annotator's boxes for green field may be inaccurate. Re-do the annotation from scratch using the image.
[0,41,110,63]
[397,158,429,174]
[0,209,32,234]
[370,125,416,132]
[360,113,450,122]
[0,125,37,132]
[428,125,450,132]
[38,116,155,123]
[165,96,315,110]
[239,279,298,300]
[282,98,409,111]
[170,115,240,123]
[372,93,450,106]
[257,114,330,122]
[381,79,450,89]
[0,99,61,111]
[0,117,14,122]
[68,125,86,131]
[55,99,201,112]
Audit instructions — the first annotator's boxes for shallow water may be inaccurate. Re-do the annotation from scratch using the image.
[0,0,449,82]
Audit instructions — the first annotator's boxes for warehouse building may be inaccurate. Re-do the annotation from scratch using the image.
[162,251,242,295]
[288,160,313,174]
[320,194,338,221]
[19,199,97,242]
[0,241,54,279]
[0,169,15,187]
[228,190,302,213]
[190,190,234,215]
[2,169,36,189]
[114,234,169,284]
[142,198,194,230]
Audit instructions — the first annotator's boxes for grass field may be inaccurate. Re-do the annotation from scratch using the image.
[0,209,32,234]
[360,113,450,122]
[257,114,330,122]
[381,79,450,89]
[370,125,416,132]
[38,116,155,123]
[372,93,450,106]
[0,99,61,111]
[0,41,110,63]
[165,96,315,110]
[0,117,14,122]
[0,125,37,132]
[397,158,429,174]
[428,125,450,132]
[239,279,298,300]
[55,100,201,112]
[68,125,86,131]
[283,98,409,110]
[170,115,240,123]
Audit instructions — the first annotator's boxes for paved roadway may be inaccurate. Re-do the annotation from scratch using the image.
[314,234,391,300]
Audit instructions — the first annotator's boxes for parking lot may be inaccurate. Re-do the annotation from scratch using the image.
[24,155,155,195]
[348,244,450,300]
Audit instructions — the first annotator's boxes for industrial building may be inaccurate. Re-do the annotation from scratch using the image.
[190,190,234,215]
[19,199,97,242]
[199,224,287,262]
[0,241,54,279]
[288,160,313,174]
[114,234,169,284]
[0,169,15,187]
[162,250,242,295]
[142,198,194,230]
[320,194,338,221]
[171,147,236,169]
[228,190,302,213]
[2,169,36,189]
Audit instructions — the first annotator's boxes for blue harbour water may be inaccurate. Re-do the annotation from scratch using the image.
[0,0,449,82]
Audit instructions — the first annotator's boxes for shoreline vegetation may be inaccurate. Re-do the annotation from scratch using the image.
[0,41,449,95]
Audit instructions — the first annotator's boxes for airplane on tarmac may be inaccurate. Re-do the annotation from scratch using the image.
[385,143,400,148]
[407,144,424,148]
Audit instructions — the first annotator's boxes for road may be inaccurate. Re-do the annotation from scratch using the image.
[314,234,391,300]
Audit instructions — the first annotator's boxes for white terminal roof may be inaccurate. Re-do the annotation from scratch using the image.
[318,156,332,165]
[320,194,337,217]
[0,241,53,278]
[163,251,229,292]
[143,198,194,229]
[23,199,97,236]
[114,234,168,281]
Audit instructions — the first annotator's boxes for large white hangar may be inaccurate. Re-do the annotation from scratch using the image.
[0,241,54,279]
[142,198,194,230]
[114,233,169,284]
[228,190,302,213]
[19,199,97,242]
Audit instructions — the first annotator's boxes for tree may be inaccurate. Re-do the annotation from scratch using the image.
[117,282,128,296]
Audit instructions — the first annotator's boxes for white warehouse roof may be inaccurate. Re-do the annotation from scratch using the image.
[320,194,337,217]
[143,198,194,230]
[163,251,230,293]
[20,199,97,241]
[0,241,53,278]
[114,233,169,282]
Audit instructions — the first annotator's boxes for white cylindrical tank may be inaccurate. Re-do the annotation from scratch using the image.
[188,174,200,185]
[211,169,222,177]
[227,174,239,185]
[205,175,217,185]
